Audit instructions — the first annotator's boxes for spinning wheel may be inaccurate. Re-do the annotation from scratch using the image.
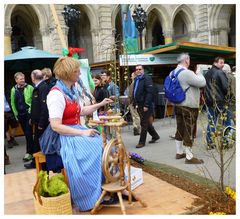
[90,115,147,214]
[102,138,126,183]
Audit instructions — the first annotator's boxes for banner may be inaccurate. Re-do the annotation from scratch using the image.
[119,54,179,66]
[79,59,95,92]
[121,5,139,53]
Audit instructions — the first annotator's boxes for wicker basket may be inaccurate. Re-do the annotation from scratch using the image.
[33,175,72,215]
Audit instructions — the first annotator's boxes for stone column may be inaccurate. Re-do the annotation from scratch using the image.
[145,30,153,48]
[91,28,100,63]
[163,30,173,44]
[218,28,230,46]
[40,27,51,51]
[142,29,146,49]
[210,28,220,45]
[4,26,12,55]
[98,5,114,62]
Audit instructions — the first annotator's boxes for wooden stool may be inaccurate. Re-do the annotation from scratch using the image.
[33,152,68,186]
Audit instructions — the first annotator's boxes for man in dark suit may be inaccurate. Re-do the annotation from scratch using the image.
[204,57,229,149]
[24,69,50,169]
[133,64,160,148]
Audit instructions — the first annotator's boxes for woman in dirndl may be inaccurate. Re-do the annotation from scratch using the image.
[46,56,113,211]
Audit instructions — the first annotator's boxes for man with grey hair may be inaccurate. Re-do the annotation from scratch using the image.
[24,69,50,169]
[172,53,206,164]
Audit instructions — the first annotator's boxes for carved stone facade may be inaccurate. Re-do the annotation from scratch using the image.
[4,4,235,63]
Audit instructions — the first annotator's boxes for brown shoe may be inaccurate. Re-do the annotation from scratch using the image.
[136,143,145,148]
[175,153,186,159]
[4,155,10,165]
[185,157,204,164]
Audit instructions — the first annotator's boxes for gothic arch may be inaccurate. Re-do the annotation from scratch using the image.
[209,4,235,46]
[209,4,234,30]
[145,4,171,33]
[145,8,165,47]
[172,4,196,33]
[4,4,49,34]
[5,5,52,51]
[77,4,99,31]
[111,4,120,30]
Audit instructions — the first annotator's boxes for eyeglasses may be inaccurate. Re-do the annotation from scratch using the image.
[135,68,142,71]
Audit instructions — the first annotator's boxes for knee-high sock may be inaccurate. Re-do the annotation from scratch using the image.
[185,146,193,160]
[175,140,184,154]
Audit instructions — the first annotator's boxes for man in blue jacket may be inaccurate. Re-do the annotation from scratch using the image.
[133,64,160,148]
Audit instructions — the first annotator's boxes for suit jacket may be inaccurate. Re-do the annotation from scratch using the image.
[133,74,154,110]
[31,80,49,129]
[204,65,228,108]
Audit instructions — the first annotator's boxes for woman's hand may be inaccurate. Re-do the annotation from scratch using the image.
[101,98,113,106]
[82,129,100,137]
[101,98,114,106]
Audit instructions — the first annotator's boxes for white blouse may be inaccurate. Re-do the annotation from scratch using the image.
[47,89,66,119]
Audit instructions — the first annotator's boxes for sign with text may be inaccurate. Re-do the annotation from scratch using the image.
[119,54,179,66]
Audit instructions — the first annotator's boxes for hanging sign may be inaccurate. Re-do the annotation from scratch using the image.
[119,54,179,66]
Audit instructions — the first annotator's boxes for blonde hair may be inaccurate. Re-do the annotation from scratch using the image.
[41,68,52,79]
[14,72,24,79]
[53,57,80,80]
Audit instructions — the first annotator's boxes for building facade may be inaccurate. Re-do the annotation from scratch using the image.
[4,4,236,64]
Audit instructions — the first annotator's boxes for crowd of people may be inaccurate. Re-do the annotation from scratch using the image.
[4,53,236,211]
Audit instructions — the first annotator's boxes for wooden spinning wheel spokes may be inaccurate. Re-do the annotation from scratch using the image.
[102,138,127,183]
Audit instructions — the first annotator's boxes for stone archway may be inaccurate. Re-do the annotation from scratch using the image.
[64,5,97,63]
[172,5,196,42]
[209,4,235,46]
[145,5,171,45]
[146,9,165,47]
[71,5,99,63]
[228,6,235,47]
[4,4,52,53]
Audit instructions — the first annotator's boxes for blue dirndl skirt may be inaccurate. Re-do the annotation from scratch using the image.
[60,124,103,211]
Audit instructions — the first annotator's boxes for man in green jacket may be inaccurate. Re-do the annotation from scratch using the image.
[10,72,34,164]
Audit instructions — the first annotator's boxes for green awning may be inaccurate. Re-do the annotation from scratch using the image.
[130,41,236,65]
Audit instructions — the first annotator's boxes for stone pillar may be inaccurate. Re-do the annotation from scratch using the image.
[4,26,12,55]
[91,28,100,63]
[98,5,114,62]
[145,29,153,48]
[163,30,173,44]
[33,29,43,50]
[218,28,230,46]
[142,29,146,49]
[40,27,52,51]
[210,28,220,45]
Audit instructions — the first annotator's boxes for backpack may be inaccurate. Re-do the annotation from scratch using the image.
[164,68,190,104]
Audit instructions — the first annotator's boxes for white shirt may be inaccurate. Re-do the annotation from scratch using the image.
[47,89,66,119]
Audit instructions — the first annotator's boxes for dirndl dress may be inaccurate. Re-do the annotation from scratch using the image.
[48,88,103,211]
[60,125,103,211]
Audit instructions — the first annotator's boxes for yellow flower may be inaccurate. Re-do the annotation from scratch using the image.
[225,186,236,201]
[209,212,226,215]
